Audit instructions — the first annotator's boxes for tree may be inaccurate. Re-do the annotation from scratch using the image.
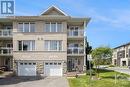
[91,46,112,78]
[85,37,92,70]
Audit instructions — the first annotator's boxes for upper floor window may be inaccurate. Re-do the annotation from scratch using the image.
[68,26,83,36]
[45,22,63,32]
[18,22,35,32]
[18,40,35,51]
[44,40,62,51]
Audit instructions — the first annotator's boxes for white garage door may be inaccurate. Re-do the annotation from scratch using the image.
[44,62,63,76]
[18,62,36,76]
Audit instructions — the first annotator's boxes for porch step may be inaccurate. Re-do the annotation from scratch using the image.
[67,72,84,77]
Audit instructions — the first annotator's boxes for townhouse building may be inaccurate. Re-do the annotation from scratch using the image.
[0,6,90,76]
[112,42,130,67]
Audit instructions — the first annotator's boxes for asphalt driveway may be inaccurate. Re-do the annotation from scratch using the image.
[0,76,69,87]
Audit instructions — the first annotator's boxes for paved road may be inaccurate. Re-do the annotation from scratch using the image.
[0,76,69,87]
[107,67,130,75]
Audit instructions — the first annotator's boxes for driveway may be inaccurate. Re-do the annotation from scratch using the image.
[0,76,69,87]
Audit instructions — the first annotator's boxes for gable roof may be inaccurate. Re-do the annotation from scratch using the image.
[40,5,68,16]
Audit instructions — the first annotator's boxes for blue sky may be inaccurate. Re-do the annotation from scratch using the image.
[4,0,130,48]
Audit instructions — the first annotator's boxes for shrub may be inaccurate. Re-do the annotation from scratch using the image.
[86,69,96,76]
[117,74,128,80]
[109,65,115,67]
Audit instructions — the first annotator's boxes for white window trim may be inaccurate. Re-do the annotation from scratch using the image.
[50,22,51,32]
[45,22,62,32]
[18,22,35,32]
[45,40,62,51]
[56,22,57,32]
[18,40,35,51]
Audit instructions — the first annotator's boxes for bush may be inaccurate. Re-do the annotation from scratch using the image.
[117,74,128,80]
[109,65,115,67]
[0,70,4,74]
[86,69,96,76]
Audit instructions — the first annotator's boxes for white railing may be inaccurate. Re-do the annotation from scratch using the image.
[67,30,84,37]
[67,47,84,54]
[0,47,13,55]
[0,29,12,37]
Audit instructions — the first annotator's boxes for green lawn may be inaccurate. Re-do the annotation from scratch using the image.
[68,69,130,87]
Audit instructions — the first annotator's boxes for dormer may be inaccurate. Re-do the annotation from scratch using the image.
[40,5,68,16]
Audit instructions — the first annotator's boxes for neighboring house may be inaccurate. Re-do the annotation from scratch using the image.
[112,42,130,67]
[0,6,90,76]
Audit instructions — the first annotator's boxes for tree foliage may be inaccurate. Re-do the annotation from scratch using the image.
[91,46,112,78]
[85,37,92,70]
[91,46,112,65]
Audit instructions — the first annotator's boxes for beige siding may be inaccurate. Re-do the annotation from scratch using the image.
[13,52,67,60]
[13,21,67,61]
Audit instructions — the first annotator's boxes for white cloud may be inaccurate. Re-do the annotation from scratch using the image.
[86,8,130,28]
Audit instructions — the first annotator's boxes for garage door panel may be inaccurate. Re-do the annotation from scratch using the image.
[44,62,63,76]
[18,62,36,76]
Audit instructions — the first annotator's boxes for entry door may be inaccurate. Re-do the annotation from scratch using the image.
[67,58,76,71]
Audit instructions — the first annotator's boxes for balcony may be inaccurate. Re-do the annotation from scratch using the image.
[0,47,13,56]
[67,30,84,38]
[67,47,84,56]
[0,29,12,38]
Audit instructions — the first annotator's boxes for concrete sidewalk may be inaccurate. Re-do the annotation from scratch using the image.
[107,67,130,75]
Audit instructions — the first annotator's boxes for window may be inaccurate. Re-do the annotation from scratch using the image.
[29,63,32,65]
[44,40,62,51]
[45,23,50,32]
[30,23,35,32]
[24,63,27,65]
[45,63,48,65]
[20,63,23,65]
[45,22,63,32]
[54,63,57,65]
[68,26,79,36]
[18,41,22,51]
[50,63,53,65]
[18,40,35,51]
[18,22,35,32]
[24,23,29,32]
[58,63,61,65]
[33,63,36,65]
[57,23,62,32]
[51,23,56,32]
[18,23,23,32]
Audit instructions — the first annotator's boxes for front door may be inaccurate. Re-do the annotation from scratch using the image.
[67,58,76,72]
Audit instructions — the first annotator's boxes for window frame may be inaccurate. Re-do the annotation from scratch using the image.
[18,40,35,51]
[45,22,63,32]
[18,22,35,32]
[44,40,62,51]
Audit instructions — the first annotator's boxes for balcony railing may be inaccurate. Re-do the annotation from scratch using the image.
[0,47,13,55]
[0,29,12,37]
[67,47,84,54]
[67,30,84,37]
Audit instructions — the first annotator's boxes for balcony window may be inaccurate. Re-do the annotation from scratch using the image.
[45,22,63,32]
[18,22,35,32]
[44,40,62,51]
[18,40,35,51]
[67,47,84,54]
[57,23,62,32]
[68,26,84,36]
